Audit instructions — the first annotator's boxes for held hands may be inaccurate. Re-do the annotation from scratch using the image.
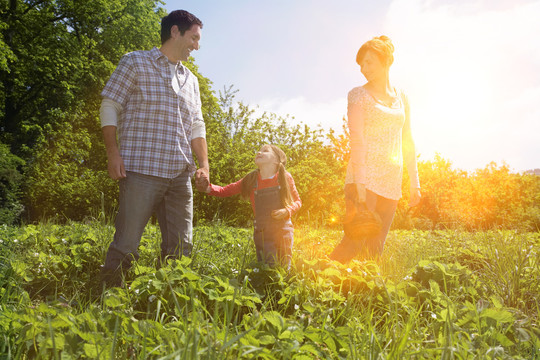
[195,167,210,192]
[271,208,289,220]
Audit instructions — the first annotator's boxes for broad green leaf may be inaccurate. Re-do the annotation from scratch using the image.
[263,311,284,332]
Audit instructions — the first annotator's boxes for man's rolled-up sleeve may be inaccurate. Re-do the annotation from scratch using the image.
[191,76,206,140]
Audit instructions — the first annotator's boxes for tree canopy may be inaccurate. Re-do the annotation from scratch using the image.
[1,0,165,154]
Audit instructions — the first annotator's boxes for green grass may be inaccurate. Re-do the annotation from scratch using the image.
[0,222,539,359]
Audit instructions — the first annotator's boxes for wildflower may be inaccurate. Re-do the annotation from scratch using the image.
[294,304,299,310]
[431,313,437,319]
[253,268,259,273]
[13,239,18,243]
[346,268,352,273]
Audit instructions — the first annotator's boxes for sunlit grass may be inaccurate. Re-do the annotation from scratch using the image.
[0,222,538,358]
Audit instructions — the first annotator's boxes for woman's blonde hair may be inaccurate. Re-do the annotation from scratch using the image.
[241,145,294,207]
[356,35,394,67]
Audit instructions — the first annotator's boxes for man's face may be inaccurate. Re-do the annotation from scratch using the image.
[172,24,201,61]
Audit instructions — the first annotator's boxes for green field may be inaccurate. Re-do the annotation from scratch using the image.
[0,222,539,359]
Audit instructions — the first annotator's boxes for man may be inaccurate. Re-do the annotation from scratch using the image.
[100,10,209,287]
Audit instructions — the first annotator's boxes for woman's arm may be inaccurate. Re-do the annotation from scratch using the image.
[401,92,421,206]
[348,88,368,201]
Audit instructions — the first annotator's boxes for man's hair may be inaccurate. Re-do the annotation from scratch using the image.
[161,10,203,44]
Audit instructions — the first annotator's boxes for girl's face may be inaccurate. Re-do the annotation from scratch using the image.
[254,145,278,167]
[360,50,387,83]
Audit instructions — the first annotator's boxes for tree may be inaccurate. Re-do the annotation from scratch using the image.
[0,142,24,224]
[0,0,166,220]
[0,0,165,157]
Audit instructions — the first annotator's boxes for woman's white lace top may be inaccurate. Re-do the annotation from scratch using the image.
[345,86,420,200]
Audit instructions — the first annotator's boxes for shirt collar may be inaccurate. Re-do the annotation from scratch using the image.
[151,47,183,66]
[258,171,278,181]
[150,47,167,62]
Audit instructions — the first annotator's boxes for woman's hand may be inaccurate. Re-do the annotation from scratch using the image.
[356,183,367,203]
[344,183,367,204]
[409,188,421,207]
[271,208,289,220]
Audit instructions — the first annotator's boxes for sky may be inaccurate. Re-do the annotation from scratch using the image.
[164,0,540,172]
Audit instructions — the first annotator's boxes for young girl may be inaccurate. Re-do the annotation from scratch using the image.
[204,145,302,267]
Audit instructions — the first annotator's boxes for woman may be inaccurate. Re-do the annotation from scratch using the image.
[330,35,421,263]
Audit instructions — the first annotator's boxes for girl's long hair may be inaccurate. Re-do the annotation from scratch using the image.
[241,145,294,207]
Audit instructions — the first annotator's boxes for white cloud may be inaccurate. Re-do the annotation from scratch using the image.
[255,97,347,133]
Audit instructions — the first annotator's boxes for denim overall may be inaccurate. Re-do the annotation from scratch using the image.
[253,182,294,266]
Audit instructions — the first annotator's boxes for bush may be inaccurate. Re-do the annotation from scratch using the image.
[399,157,540,231]
[25,123,117,221]
[0,143,25,224]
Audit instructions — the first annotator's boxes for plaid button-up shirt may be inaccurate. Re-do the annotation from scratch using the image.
[102,47,204,179]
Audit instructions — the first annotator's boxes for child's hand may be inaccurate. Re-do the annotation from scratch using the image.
[271,208,288,220]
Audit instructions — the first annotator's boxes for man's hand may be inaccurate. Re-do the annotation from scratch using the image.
[409,188,421,207]
[102,125,125,180]
[271,208,289,220]
[107,153,126,180]
[195,167,209,192]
